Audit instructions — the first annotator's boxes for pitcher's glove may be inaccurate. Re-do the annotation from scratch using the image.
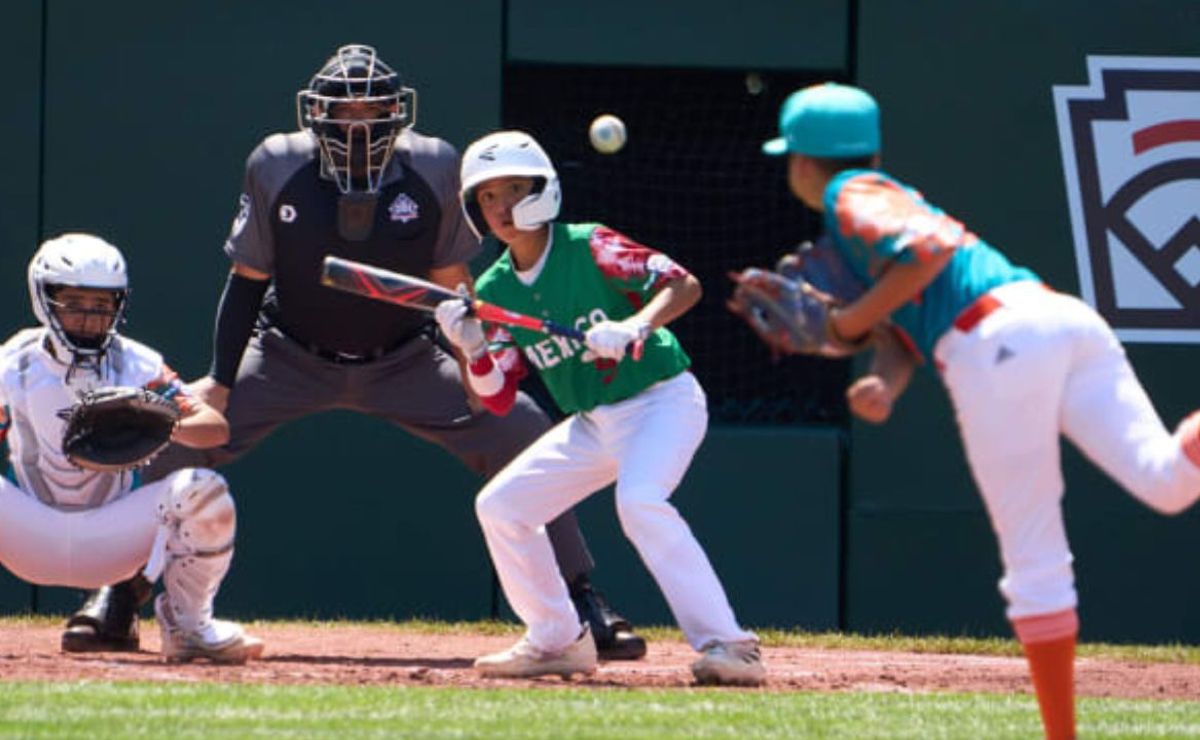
[728,236,874,358]
[60,386,181,473]
[727,268,863,357]
[774,236,867,303]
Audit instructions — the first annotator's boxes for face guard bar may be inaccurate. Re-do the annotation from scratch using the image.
[296,45,416,194]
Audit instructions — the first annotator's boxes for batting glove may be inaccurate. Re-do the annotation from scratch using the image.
[435,299,487,360]
[583,318,651,362]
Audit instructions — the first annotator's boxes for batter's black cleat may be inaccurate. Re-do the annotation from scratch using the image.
[61,574,154,653]
[570,577,648,661]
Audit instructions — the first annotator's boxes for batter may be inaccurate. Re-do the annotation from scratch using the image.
[436,130,766,685]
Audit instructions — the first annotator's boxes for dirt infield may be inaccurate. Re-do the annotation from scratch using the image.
[1,623,1198,699]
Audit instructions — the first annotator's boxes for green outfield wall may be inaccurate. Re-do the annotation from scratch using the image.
[1,1,1198,645]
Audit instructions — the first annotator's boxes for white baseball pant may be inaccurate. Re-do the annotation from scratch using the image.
[0,468,237,632]
[0,476,158,588]
[935,280,1200,620]
[476,371,755,652]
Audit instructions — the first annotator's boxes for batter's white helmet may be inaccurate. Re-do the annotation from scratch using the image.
[459,130,561,239]
[28,233,129,363]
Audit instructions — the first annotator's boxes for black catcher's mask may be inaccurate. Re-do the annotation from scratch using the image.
[297,44,417,241]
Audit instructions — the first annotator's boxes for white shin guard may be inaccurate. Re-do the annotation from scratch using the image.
[144,469,236,633]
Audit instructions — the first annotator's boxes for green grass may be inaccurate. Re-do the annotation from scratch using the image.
[1,682,1199,739]
[749,626,1200,666]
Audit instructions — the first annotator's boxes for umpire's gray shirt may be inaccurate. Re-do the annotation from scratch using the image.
[224,129,478,355]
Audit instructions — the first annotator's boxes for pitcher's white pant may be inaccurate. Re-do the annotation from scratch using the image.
[0,468,236,632]
[476,371,755,652]
[935,280,1200,620]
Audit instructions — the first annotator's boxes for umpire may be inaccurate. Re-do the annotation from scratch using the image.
[61,43,645,661]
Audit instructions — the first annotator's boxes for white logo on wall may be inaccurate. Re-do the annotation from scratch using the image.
[1053,56,1200,343]
[388,193,420,223]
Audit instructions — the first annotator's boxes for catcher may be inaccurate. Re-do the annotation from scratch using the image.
[0,233,262,663]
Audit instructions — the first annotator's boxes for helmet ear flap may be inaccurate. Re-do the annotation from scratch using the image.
[512,176,561,231]
[458,131,562,237]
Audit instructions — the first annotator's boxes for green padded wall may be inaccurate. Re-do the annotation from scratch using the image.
[9,2,847,626]
[4,1,1199,648]
[507,0,847,70]
[0,1,44,613]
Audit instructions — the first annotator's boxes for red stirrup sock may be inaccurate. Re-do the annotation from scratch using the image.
[1012,608,1078,740]
[1176,411,1200,469]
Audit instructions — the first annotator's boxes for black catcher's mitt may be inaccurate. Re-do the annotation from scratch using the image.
[61,386,181,473]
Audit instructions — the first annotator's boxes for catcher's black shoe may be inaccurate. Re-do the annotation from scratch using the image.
[570,577,647,661]
[61,574,153,653]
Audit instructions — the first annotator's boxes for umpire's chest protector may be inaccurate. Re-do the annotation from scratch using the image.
[268,159,442,348]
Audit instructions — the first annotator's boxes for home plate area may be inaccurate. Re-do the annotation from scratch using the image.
[0,623,1197,698]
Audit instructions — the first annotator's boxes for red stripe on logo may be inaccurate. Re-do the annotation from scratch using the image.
[1132,119,1200,155]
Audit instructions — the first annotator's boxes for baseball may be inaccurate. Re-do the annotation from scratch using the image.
[589,114,627,154]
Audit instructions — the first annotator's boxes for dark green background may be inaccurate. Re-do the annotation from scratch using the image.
[1,1,1197,644]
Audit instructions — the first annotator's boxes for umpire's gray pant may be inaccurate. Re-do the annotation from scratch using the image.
[146,328,594,581]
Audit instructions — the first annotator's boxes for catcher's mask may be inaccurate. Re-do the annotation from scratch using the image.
[297,44,416,197]
[460,130,561,240]
[28,233,129,368]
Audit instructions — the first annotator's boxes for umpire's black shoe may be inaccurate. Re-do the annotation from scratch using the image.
[569,577,648,661]
[61,574,153,653]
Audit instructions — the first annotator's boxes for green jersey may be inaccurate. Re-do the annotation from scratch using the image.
[475,222,691,414]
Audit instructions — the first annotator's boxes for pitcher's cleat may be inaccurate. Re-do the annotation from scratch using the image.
[691,639,767,686]
[154,594,264,665]
[475,626,598,679]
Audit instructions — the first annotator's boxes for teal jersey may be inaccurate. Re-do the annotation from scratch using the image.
[822,169,1040,359]
[475,223,691,414]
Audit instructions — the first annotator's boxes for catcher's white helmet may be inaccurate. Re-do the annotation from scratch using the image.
[28,233,129,364]
[459,130,561,239]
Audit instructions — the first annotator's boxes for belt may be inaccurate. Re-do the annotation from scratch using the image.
[952,292,1003,333]
[934,292,1004,374]
[271,321,429,365]
[936,285,1051,372]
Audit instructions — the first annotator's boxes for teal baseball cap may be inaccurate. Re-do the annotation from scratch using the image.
[762,83,880,157]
